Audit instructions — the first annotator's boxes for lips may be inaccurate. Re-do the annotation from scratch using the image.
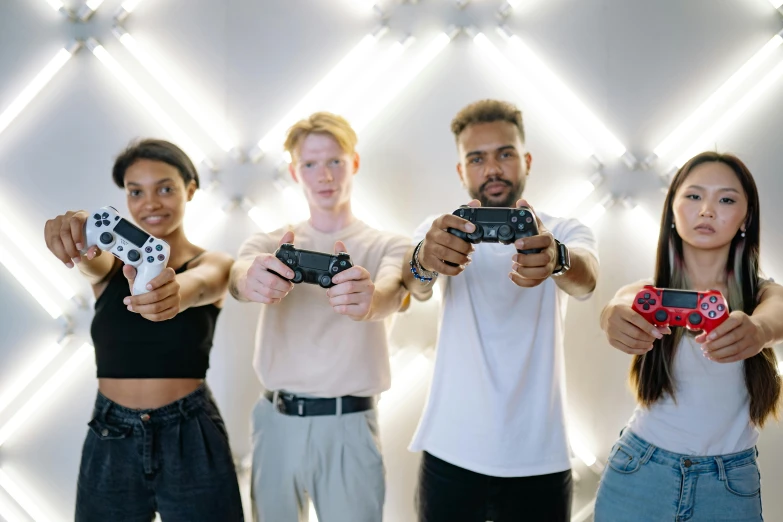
[694,224,715,233]
[483,182,510,196]
[318,189,336,197]
[142,214,169,225]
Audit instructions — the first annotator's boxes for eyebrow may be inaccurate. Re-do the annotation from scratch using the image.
[465,145,516,159]
[685,184,741,194]
[126,178,175,187]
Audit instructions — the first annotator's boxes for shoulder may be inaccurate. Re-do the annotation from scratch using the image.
[189,250,234,270]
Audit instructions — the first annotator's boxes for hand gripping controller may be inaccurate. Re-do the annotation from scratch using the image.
[273,243,353,289]
[447,206,543,255]
[81,206,170,295]
[632,285,729,334]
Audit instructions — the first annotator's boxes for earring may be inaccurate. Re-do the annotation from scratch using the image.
[671,223,675,229]
[741,231,746,238]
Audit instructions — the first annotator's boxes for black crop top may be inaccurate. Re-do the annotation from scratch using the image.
[90,255,220,378]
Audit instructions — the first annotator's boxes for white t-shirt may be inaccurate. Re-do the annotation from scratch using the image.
[409,211,599,477]
[627,334,757,455]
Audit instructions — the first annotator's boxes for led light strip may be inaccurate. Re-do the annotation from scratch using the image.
[0,343,92,448]
[113,26,238,153]
[0,44,79,138]
[498,26,632,165]
[0,469,53,522]
[351,31,453,133]
[672,55,783,170]
[571,498,596,522]
[581,195,616,227]
[648,31,783,166]
[86,38,212,169]
[770,0,783,9]
[250,27,387,162]
[0,340,66,416]
[0,243,63,319]
[472,32,596,161]
[546,172,603,218]
[77,0,106,21]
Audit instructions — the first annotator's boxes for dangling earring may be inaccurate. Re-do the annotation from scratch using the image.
[741,231,746,238]
[671,223,675,229]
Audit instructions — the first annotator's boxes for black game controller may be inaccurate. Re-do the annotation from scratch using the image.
[273,243,353,288]
[447,206,543,257]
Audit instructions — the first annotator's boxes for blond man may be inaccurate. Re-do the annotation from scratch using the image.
[229,112,410,522]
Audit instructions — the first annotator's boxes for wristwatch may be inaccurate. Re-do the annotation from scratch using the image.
[551,239,571,277]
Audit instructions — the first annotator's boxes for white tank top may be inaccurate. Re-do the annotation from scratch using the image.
[627,335,758,455]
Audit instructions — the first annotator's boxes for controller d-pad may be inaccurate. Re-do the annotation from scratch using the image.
[127,250,140,262]
[101,212,109,219]
[95,221,102,227]
[688,312,702,325]
[93,213,101,220]
[637,295,657,307]
[643,304,650,310]
[655,310,668,322]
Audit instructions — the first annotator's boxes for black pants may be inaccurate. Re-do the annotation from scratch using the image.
[416,451,572,522]
[75,385,244,522]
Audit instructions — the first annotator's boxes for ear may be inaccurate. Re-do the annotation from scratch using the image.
[524,152,532,173]
[288,162,299,184]
[186,180,197,202]
[352,152,360,176]
[456,162,465,186]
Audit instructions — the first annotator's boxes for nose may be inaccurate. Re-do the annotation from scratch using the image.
[699,201,715,218]
[141,192,162,210]
[483,156,503,178]
[320,166,334,183]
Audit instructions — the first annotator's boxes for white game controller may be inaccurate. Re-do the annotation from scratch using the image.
[82,206,170,295]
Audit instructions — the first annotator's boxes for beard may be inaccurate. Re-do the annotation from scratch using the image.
[469,177,524,208]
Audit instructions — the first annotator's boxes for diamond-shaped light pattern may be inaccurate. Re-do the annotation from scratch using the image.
[1,0,783,520]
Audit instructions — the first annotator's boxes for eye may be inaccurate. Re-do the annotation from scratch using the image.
[330,159,342,166]
[304,162,316,169]
[159,186,173,194]
[129,189,141,197]
[469,156,482,164]
[685,194,701,200]
[720,197,736,204]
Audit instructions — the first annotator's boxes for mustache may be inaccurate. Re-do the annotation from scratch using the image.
[479,178,513,193]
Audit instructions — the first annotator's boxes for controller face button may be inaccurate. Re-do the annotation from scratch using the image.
[518,224,524,230]
[147,256,154,263]
[655,310,668,322]
[709,311,716,318]
[511,216,518,223]
[340,261,347,267]
[526,217,533,223]
[287,259,293,265]
[127,250,140,262]
[145,246,153,253]
[717,304,725,311]
[99,232,113,244]
[156,245,163,251]
[331,266,338,272]
[157,254,165,261]
[688,312,702,325]
[701,303,709,310]
[709,296,717,303]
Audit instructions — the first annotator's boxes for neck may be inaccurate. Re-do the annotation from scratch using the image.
[160,226,193,256]
[681,243,730,291]
[308,201,355,234]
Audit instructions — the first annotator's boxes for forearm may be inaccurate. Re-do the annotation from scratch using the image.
[401,245,435,302]
[752,294,783,347]
[228,258,254,302]
[366,277,408,321]
[553,248,598,297]
[77,254,115,285]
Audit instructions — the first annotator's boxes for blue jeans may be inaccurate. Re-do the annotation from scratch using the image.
[75,385,244,522]
[595,429,762,522]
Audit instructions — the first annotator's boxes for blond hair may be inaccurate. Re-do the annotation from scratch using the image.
[283,112,358,162]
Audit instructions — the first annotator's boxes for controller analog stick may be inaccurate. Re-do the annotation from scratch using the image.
[127,249,141,262]
[498,224,513,241]
[292,270,304,283]
[654,310,668,323]
[99,232,114,245]
[688,312,702,326]
[318,275,332,288]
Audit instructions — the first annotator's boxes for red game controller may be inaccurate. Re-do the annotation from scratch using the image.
[632,285,729,334]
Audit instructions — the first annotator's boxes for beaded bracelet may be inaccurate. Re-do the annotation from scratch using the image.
[410,240,438,284]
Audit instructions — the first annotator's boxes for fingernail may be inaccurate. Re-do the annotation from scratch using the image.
[76,243,83,250]
[652,329,662,339]
[708,333,716,340]
[65,262,73,268]
[127,305,133,311]
[466,223,476,232]
[288,272,294,278]
[517,240,525,248]
[72,257,80,265]
[146,284,152,290]
[123,298,130,305]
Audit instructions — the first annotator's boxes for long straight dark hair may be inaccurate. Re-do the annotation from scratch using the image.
[630,151,780,426]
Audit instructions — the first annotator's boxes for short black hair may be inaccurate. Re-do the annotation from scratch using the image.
[451,99,525,142]
[112,138,200,189]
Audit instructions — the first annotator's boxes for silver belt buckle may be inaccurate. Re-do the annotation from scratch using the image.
[297,399,305,416]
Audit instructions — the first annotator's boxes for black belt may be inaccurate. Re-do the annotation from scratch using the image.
[264,390,375,417]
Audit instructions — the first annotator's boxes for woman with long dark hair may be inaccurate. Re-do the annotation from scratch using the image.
[594,152,783,521]
[43,139,244,521]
